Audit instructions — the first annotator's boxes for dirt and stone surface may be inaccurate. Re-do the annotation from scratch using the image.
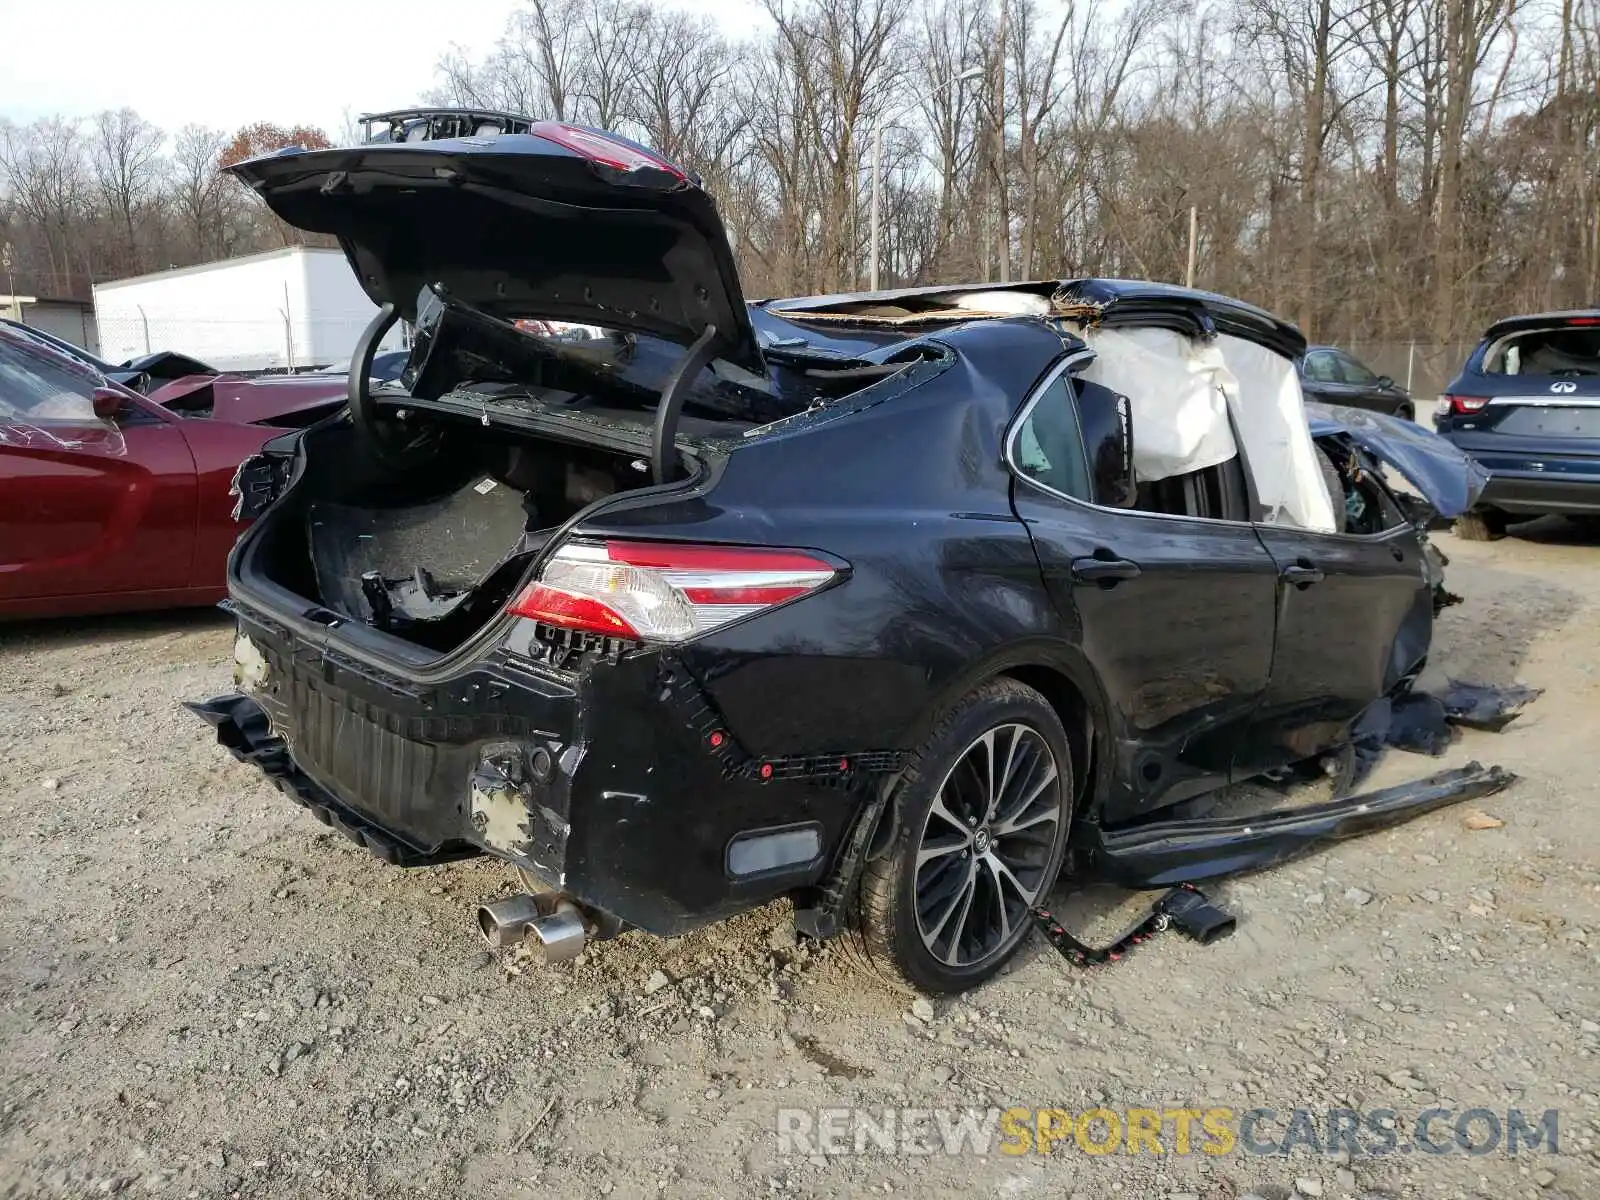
[2,521,1598,1199]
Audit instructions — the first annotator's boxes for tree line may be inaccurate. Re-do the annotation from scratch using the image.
[3,0,1597,347]
[0,117,334,299]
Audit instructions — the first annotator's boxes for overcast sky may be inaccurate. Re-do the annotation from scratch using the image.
[1,0,766,140]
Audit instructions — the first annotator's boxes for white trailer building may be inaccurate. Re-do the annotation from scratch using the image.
[92,246,404,372]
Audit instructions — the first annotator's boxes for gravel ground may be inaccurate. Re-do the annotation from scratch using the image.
[2,522,1598,1200]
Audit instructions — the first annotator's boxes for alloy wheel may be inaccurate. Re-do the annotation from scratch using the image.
[913,722,1063,968]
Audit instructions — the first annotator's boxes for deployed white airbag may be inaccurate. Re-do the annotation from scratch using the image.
[954,290,1053,316]
[1076,326,1238,482]
[1075,324,1336,532]
[1216,333,1337,532]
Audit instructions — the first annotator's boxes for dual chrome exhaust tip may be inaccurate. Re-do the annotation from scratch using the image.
[476,893,587,963]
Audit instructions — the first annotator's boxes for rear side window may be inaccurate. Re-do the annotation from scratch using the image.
[1482,327,1600,376]
[1013,373,1092,501]
[0,333,102,424]
[1303,351,1339,382]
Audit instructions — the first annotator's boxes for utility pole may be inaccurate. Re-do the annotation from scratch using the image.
[1186,206,1198,288]
[870,122,884,292]
[1,244,15,321]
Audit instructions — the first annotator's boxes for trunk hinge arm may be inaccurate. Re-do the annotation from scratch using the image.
[652,324,720,485]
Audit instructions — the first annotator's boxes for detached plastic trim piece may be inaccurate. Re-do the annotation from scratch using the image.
[1085,762,1517,889]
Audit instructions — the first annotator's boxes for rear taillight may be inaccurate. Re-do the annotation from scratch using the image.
[507,540,839,643]
[1437,393,1489,416]
[528,122,688,181]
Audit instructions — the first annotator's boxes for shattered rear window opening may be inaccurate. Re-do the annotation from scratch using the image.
[1483,326,1600,376]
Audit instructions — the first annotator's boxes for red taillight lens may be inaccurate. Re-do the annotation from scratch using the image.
[1438,393,1489,415]
[507,540,839,644]
[528,122,688,181]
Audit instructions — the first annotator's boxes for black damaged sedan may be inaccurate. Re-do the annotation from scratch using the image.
[193,123,1484,994]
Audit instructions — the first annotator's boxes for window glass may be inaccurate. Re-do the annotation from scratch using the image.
[1302,352,1339,383]
[0,332,103,424]
[1335,353,1378,385]
[1013,373,1092,501]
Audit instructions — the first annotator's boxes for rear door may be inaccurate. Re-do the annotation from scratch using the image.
[0,334,197,608]
[1008,359,1282,820]
[1242,518,1432,773]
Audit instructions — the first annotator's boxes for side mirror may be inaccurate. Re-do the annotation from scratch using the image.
[1076,379,1137,508]
[1376,375,1395,389]
[91,387,125,420]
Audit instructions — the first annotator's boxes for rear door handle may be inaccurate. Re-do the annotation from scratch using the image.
[1282,562,1325,587]
[1071,554,1143,586]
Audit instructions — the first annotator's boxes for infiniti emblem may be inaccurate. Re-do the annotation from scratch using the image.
[1550,381,1578,394]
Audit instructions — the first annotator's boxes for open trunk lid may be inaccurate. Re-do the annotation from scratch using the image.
[226,126,763,375]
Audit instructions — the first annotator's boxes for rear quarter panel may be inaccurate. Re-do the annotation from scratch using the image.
[575,320,1106,758]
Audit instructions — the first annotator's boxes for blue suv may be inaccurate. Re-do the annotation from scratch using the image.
[1433,310,1600,539]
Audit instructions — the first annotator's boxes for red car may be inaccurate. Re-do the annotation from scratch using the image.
[0,322,346,620]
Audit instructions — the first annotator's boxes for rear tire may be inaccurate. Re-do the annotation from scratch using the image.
[850,679,1073,995]
[1454,508,1508,541]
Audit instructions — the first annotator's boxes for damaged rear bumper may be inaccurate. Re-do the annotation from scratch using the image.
[187,693,480,868]
[189,604,883,937]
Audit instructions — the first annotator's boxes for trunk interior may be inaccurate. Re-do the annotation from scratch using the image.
[244,289,943,658]
[247,417,672,655]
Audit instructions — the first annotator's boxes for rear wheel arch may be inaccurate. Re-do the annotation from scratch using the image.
[996,663,1097,814]
[870,645,1111,860]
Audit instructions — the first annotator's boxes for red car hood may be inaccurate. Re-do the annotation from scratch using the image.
[149,373,346,425]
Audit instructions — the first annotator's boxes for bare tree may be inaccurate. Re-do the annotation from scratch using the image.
[0,117,90,292]
[171,124,230,260]
[90,108,165,273]
[0,0,1595,365]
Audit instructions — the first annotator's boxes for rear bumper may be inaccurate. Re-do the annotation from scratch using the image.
[1477,473,1600,515]
[1440,437,1600,515]
[187,693,480,868]
[193,602,890,936]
